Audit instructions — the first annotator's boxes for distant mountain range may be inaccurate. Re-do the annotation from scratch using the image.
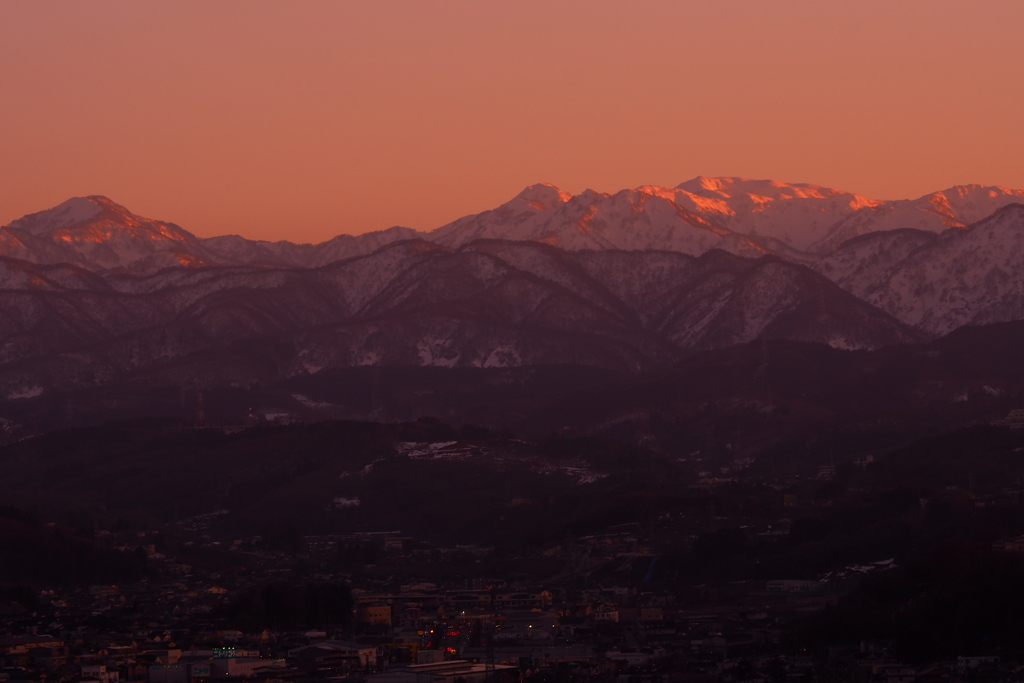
[6,178,1024,273]
[1,178,1023,412]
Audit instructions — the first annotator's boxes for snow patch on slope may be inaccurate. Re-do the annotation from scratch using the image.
[7,386,44,399]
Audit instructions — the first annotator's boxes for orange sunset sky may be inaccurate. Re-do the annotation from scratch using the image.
[2,0,1023,243]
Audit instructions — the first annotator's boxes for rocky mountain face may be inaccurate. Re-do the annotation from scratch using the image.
[0,180,1021,406]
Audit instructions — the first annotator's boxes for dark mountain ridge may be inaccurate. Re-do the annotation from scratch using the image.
[0,239,919,417]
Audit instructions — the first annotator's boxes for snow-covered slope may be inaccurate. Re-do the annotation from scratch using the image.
[430,184,769,257]
[807,185,1024,254]
[823,204,1024,335]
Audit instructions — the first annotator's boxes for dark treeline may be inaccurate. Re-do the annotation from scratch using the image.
[0,505,148,586]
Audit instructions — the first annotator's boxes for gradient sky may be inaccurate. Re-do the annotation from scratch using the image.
[2,1,1023,243]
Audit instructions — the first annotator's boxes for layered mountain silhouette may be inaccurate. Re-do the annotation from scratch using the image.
[0,178,1022,404]
[6,179,1023,273]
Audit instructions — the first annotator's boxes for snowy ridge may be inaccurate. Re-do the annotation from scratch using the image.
[1,180,1023,386]
[7,179,1023,277]
[431,185,769,257]
[0,196,422,275]
[430,177,1024,257]
[836,204,1024,334]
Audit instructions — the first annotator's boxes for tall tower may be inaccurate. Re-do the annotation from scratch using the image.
[195,384,207,429]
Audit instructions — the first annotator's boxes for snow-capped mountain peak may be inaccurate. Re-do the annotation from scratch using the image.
[7,196,106,235]
[669,177,883,251]
[6,195,193,243]
[509,183,572,212]
[0,195,208,273]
